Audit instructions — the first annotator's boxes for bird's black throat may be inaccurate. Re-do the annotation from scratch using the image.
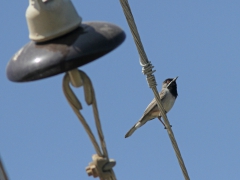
[167,83,178,98]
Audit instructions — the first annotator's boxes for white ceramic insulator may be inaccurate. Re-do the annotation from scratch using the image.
[26,0,82,42]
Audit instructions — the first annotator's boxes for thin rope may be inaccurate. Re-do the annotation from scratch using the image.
[0,158,8,180]
[119,0,190,179]
[62,70,116,180]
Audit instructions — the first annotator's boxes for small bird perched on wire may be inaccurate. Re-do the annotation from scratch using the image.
[125,77,178,138]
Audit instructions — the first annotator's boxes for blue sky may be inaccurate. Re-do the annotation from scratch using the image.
[1,1,240,179]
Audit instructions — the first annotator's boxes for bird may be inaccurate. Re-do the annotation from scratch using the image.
[125,77,178,138]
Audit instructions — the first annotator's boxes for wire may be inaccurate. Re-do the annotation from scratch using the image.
[0,158,8,180]
[63,70,116,180]
[119,0,190,179]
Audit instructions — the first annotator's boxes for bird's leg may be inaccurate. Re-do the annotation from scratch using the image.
[158,116,167,129]
[157,117,172,129]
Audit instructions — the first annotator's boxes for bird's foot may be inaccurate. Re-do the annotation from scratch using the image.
[164,125,172,129]
[158,117,172,129]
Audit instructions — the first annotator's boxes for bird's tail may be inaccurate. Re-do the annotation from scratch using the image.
[125,121,142,138]
[125,126,136,138]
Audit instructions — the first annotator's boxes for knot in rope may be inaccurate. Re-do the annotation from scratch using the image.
[86,154,116,179]
[140,60,157,88]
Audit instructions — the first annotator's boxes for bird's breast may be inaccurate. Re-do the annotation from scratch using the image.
[162,91,176,112]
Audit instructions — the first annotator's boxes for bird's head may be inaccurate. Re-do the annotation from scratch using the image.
[162,77,178,98]
[162,77,178,88]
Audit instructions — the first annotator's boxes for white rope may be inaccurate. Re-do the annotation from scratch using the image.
[62,69,116,180]
[119,0,190,179]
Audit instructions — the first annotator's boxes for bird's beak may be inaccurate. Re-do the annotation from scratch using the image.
[172,76,178,82]
[166,76,178,88]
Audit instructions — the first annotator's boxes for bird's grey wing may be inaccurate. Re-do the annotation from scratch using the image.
[142,89,167,116]
[125,89,167,138]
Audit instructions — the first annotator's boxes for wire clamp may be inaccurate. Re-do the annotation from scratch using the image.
[86,154,116,179]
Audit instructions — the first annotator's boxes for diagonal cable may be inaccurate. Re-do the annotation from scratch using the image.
[62,70,116,180]
[0,158,8,180]
[119,0,190,179]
